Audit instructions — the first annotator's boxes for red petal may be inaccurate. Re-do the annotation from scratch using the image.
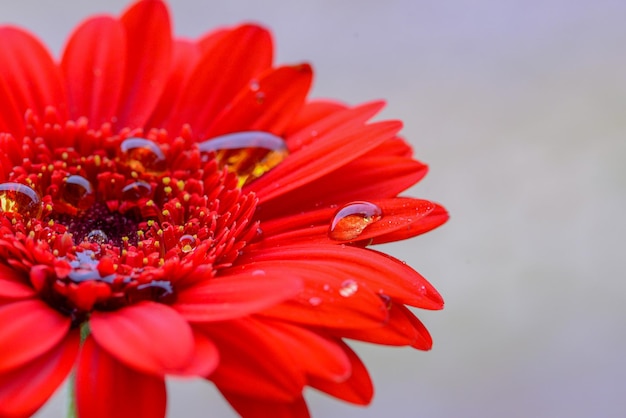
[0,27,67,126]
[371,203,449,244]
[337,303,434,350]
[0,264,35,300]
[61,16,126,126]
[256,155,427,221]
[161,25,273,137]
[285,100,385,151]
[0,75,24,137]
[202,318,306,401]
[204,64,313,137]
[283,100,347,138]
[309,341,373,405]
[146,40,201,128]
[174,269,303,322]
[0,299,71,373]
[0,330,79,418]
[248,121,402,204]
[177,329,220,377]
[116,0,172,129]
[221,391,310,418]
[90,301,195,376]
[222,261,388,329]
[76,336,166,418]
[258,197,439,247]
[265,322,351,382]
[242,245,443,310]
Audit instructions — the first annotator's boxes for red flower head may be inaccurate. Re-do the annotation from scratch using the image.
[0,1,448,417]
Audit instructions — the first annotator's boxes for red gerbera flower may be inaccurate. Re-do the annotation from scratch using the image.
[0,1,448,417]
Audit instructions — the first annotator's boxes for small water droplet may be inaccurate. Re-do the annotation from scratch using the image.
[249,80,260,91]
[120,138,166,173]
[252,269,266,276]
[339,279,358,297]
[198,131,289,186]
[122,181,152,201]
[62,175,95,211]
[328,201,383,241]
[179,234,196,253]
[323,284,331,292]
[255,91,266,104]
[308,296,322,306]
[0,182,42,219]
[87,229,108,246]
[379,293,393,309]
[127,280,175,303]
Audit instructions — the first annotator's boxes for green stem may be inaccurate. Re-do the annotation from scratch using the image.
[67,322,91,418]
[66,371,77,418]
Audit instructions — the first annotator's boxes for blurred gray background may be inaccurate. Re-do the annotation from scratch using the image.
[3,0,624,417]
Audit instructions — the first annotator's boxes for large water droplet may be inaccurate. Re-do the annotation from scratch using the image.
[120,138,166,173]
[198,131,289,186]
[62,175,95,211]
[339,280,359,297]
[308,296,322,306]
[179,234,196,253]
[328,201,383,241]
[0,182,42,219]
[121,181,152,201]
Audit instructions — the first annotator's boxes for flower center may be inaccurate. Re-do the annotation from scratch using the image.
[0,108,288,324]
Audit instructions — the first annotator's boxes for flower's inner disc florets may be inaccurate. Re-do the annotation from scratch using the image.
[0,108,288,323]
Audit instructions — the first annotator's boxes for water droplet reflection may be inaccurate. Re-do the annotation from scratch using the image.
[0,182,42,219]
[198,131,289,186]
[339,280,358,297]
[179,234,196,253]
[120,138,166,173]
[62,175,95,211]
[122,181,152,201]
[328,201,383,241]
[87,229,108,246]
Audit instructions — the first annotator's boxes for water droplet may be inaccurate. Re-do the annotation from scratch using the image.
[62,175,95,211]
[323,284,331,292]
[121,181,152,201]
[308,296,322,306]
[379,293,393,309]
[127,280,175,303]
[339,279,358,297]
[0,182,42,219]
[87,229,108,246]
[179,234,196,253]
[198,131,289,186]
[252,269,266,277]
[249,80,260,91]
[255,91,266,104]
[328,201,383,241]
[120,138,166,173]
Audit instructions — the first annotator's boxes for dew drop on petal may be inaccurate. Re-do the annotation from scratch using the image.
[0,182,42,219]
[121,181,152,201]
[62,175,95,211]
[87,229,108,246]
[179,234,196,253]
[120,138,166,173]
[329,201,383,241]
[308,296,322,306]
[198,131,289,186]
[339,279,358,297]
